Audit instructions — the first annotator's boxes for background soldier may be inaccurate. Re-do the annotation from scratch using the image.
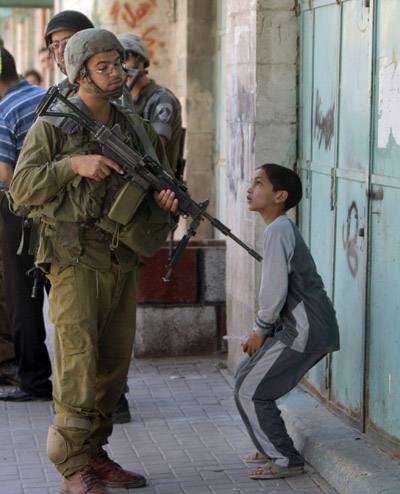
[118,33,183,172]
[45,10,94,96]
[46,10,134,112]
[10,28,178,494]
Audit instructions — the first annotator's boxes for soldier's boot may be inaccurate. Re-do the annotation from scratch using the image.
[60,466,111,494]
[90,448,146,488]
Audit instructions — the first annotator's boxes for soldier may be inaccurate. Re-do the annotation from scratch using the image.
[118,33,183,172]
[45,10,94,97]
[46,10,134,422]
[10,28,178,494]
[46,10,134,111]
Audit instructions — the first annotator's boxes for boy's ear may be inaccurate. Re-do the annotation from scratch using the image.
[274,190,288,205]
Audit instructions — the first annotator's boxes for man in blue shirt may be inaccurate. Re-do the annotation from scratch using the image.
[0,47,52,401]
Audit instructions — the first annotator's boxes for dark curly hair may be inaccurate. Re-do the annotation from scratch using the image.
[258,164,302,211]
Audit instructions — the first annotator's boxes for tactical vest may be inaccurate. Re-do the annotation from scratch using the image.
[34,97,174,258]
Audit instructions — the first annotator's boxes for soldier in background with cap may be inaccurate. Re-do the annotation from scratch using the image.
[10,28,178,494]
[118,33,183,173]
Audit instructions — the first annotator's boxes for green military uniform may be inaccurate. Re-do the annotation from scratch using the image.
[0,191,14,364]
[10,94,174,477]
[133,80,182,172]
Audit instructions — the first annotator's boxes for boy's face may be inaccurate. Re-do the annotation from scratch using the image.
[247,168,287,213]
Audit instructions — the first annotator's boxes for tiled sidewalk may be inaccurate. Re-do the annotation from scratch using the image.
[0,356,337,494]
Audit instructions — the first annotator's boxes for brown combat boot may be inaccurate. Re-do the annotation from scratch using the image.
[60,465,111,494]
[90,448,146,488]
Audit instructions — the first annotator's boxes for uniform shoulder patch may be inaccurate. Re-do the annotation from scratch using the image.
[155,102,173,123]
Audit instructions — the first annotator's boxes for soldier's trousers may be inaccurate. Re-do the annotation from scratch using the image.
[46,262,137,478]
[0,196,14,364]
[234,338,325,468]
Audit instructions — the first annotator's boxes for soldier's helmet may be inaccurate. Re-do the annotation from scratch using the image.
[117,33,150,68]
[65,28,125,84]
[45,10,94,47]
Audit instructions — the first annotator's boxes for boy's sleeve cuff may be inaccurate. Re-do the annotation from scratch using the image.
[253,319,274,337]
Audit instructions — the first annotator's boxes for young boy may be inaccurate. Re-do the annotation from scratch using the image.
[234,164,340,480]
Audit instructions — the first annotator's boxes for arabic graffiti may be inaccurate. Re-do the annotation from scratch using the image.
[109,0,166,66]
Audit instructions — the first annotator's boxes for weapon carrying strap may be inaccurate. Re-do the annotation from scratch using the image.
[40,96,159,164]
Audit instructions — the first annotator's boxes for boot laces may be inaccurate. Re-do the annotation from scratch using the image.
[80,466,104,491]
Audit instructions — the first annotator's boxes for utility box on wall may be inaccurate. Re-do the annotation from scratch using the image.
[134,241,226,358]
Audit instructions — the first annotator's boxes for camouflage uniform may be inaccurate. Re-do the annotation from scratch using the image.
[117,33,183,171]
[133,80,182,171]
[10,29,174,479]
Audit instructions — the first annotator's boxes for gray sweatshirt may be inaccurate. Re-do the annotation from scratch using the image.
[254,215,340,353]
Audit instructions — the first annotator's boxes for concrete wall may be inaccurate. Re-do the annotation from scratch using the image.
[135,242,226,357]
[223,0,297,369]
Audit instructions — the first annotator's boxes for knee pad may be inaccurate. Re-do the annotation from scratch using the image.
[47,425,68,465]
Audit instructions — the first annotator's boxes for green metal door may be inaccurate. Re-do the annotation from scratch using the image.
[298,0,372,427]
[368,0,400,447]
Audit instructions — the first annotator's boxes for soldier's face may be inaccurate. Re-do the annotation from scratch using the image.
[84,50,126,98]
[49,30,76,74]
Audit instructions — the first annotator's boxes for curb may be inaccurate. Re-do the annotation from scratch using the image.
[220,369,400,494]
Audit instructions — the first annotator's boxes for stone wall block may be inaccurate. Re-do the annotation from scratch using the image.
[135,306,218,357]
[203,248,226,303]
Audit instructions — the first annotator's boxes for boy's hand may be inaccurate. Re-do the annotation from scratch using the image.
[242,333,265,356]
[154,189,179,213]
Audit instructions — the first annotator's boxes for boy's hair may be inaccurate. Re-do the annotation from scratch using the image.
[259,163,302,211]
[0,48,18,83]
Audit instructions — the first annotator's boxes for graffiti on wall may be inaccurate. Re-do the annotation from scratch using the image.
[314,89,335,150]
[109,0,166,66]
[342,201,359,278]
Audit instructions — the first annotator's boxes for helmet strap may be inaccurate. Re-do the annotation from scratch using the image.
[80,69,123,99]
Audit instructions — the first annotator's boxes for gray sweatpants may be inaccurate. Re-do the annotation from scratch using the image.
[234,338,325,468]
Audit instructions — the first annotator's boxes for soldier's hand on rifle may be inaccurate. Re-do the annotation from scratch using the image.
[70,155,124,182]
[154,189,179,213]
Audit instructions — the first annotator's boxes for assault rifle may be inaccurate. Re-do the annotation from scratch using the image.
[36,86,262,281]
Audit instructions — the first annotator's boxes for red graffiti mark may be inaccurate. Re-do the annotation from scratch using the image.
[110,0,121,21]
[121,0,157,29]
[141,25,165,66]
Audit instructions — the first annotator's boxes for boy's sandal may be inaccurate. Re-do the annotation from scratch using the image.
[243,452,270,464]
[248,461,304,480]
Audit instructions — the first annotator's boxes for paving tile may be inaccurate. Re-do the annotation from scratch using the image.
[0,355,336,494]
